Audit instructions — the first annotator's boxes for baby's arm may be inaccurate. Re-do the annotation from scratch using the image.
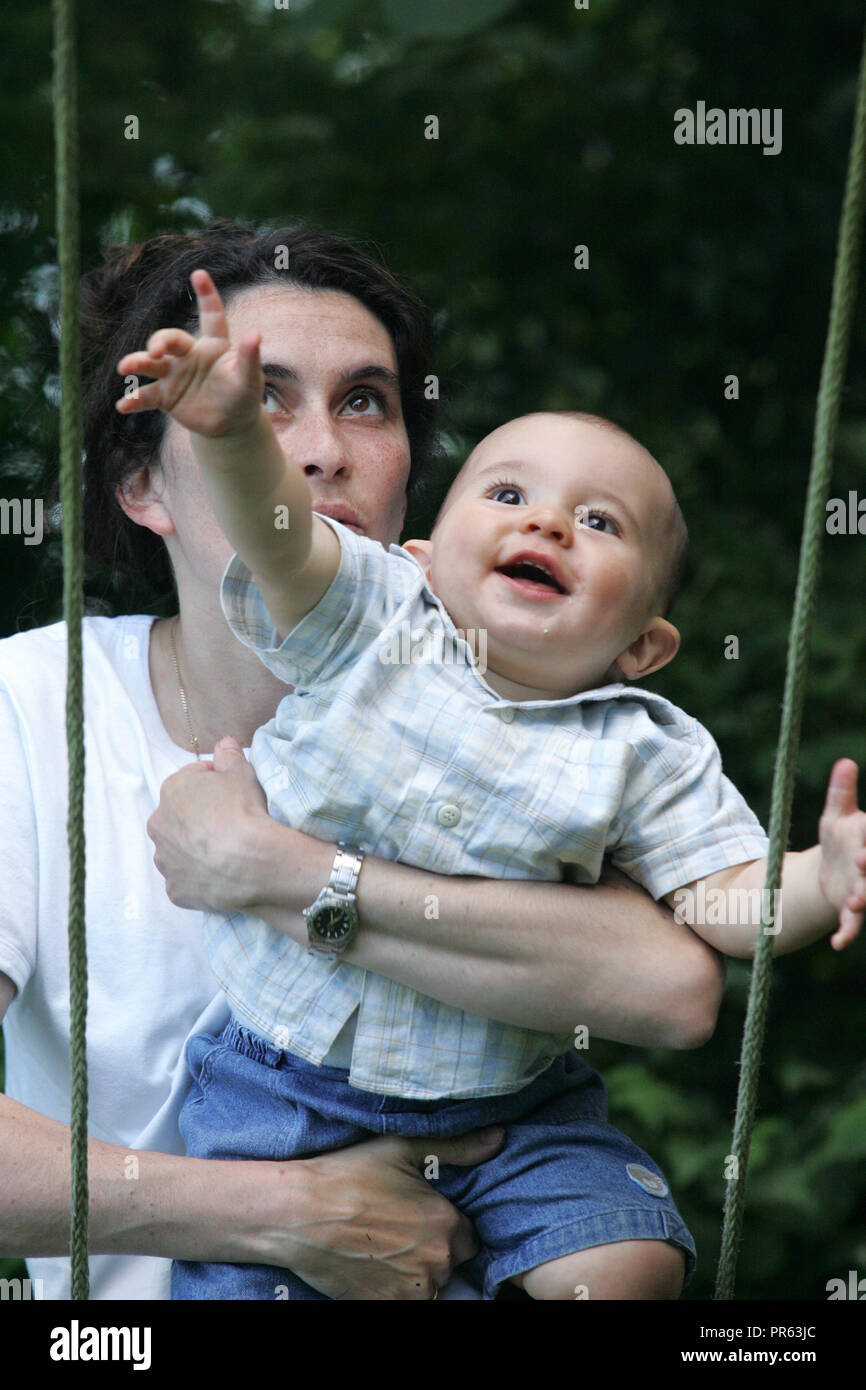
[116,270,338,638]
[664,759,866,957]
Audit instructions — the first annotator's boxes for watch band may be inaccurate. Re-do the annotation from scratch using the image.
[328,843,365,895]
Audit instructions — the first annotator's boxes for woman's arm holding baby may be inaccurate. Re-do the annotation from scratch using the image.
[0,974,499,1297]
[148,741,725,1050]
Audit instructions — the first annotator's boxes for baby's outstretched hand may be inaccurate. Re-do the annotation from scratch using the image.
[818,758,866,949]
[115,269,263,437]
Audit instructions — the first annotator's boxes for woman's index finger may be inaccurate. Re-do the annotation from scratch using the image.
[190,268,230,341]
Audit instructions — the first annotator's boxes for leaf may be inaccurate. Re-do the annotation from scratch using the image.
[604,1064,695,1132]
[741,1116,788,1173]
[777,1058,835,1094]
[748,1165,822,1218]
[806,1096,866,1170]
[383,0,520,40]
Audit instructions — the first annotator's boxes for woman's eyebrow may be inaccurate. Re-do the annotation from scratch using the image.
[260,363,298,381]
[336,365,401,390]
[259,363,401,391]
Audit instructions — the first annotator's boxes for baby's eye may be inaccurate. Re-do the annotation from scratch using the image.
[341,390,385,417]
[489,484,525,505]
[575,506,620,535]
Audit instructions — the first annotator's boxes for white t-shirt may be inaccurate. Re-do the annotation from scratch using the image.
[0,615,227,1300]
[0,613,484,1302]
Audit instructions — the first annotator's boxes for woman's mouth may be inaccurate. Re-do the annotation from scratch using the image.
[312,503,364,534]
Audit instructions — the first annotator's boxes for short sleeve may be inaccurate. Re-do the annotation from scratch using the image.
[0,685,38,993]
[608,717,770,900]
[219,515,422,688]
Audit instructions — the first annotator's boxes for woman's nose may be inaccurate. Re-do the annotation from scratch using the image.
[290,414,350,481]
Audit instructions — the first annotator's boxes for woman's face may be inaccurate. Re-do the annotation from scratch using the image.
[144,283,412,591]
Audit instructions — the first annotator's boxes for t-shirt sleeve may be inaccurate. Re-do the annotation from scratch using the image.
[607,713,770,900]
[219,515,419,688]
[0,685,38,995]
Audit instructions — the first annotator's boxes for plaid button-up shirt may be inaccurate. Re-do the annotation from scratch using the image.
[207,517,769,1098]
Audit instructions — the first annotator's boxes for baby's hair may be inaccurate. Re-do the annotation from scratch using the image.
[546,411,689,619]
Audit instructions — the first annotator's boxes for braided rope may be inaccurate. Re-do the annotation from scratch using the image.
[53,0,89,1300]
[715,23,866,1299]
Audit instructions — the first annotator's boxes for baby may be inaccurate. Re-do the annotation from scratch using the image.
[118,271,866,1302]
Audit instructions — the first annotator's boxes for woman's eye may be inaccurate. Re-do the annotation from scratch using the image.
[342,390,384,417]
[490,485,524,505]
[262,386,283,415]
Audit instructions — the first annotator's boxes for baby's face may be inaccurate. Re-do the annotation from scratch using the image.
[423,413,680,697]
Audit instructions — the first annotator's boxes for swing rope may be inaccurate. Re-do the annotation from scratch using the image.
[52,0,864,1303]
[53,0,89,1301]
[714,22,866,1299]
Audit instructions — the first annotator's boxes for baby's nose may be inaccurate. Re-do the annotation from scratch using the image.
[524,507,571,541]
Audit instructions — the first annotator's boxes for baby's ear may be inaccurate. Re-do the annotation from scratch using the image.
[402,537,433,577]
[615,618,680,681]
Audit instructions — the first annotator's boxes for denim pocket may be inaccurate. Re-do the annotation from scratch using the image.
[184,1029,230,1099]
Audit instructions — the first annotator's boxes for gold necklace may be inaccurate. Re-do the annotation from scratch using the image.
[168,616,201,760]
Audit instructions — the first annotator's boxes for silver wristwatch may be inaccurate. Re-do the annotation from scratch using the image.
[302,843,365,958]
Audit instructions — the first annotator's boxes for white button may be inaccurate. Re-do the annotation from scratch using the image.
[437,803,461,827]
[499,707,515,723]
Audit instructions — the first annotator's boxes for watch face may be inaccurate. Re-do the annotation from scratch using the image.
[314,906,352,941]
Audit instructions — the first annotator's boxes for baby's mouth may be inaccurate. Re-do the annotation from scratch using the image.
[496,558,568,597]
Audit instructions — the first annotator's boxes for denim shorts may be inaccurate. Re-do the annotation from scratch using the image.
[172,1017,696,1300]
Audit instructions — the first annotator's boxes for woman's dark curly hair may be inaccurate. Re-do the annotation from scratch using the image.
[80,220,439,599]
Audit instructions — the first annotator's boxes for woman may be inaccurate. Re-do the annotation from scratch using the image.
[0,221,724,1300]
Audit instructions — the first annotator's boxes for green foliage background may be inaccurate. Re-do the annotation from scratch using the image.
[1,0,865,1299]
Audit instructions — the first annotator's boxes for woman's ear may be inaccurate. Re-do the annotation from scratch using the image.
[402,537,433,577]
[615,618,680,681]
[115,466,175,539]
